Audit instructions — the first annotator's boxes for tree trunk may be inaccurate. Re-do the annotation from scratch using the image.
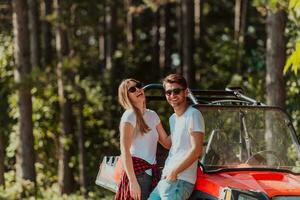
[105,0,116,70]
[98,13,105,62]
[265,9,286,165]
[77,87,87,197]
[12,0,36,188]
[234,0,248,74]
[266,9,286,108]
[54,0,75,194]
[159,3,172,77]
[161,3,173,77]
[125,0,134,48]
[159,6,166,77]
[176,0,183,74]
[70,3,77,52]
[0,132,4,186]
[104,0,123,92]
[182,0,195,86]
[152,9,160,80]
[41,0,53,66]
[194,0,202,42]
[28,0,41,68]
[194,0,203,82]
[0,81,10,188]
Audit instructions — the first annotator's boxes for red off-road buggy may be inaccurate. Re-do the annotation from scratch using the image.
[96,84,300,200]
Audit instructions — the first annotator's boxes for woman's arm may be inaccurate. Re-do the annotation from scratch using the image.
[156,122,171,149]
[120,122,141,200]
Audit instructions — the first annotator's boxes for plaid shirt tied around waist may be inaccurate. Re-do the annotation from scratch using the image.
[115,156,159,200]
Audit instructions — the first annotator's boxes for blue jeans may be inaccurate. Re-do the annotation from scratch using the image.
[148,179,194,200]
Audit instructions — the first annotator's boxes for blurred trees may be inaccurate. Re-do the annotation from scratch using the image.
[12,0,36,196]
[0,0,299,199]
[54,0,75,194]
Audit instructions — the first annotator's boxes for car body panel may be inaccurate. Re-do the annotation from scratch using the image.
[194,168,300,198]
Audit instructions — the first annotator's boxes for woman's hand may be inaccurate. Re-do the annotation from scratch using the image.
[129,179,141,200]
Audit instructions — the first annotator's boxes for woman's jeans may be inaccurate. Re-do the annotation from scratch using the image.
[136,171,153,200]
[148,179,194,200]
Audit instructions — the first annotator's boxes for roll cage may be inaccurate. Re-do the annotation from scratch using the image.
[144,84,300,174]
[143,83,264,106]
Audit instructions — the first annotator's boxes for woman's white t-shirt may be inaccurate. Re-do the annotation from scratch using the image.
[120,109,160,175]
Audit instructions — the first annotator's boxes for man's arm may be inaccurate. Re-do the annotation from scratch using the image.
[165,131,204,181]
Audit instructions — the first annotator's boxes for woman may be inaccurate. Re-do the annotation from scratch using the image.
[115,79,171,200]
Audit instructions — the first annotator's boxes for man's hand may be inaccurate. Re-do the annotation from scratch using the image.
[129,180,141,200]
[165,169,178,181]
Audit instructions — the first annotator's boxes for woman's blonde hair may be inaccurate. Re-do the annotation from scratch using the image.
[118,79,150,135]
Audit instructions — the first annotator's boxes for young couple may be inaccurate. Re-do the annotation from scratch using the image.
[115,74,205,200]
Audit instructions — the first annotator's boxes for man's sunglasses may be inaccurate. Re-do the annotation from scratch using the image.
[165,88,184,96]
[128,82,143,93]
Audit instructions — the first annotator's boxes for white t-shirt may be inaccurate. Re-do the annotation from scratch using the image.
[120,109,160,175]
[162,106,205,184]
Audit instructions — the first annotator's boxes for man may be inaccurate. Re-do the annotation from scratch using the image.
[148,74,205,200]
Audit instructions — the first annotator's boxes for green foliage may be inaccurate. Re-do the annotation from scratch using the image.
[289,0,300,9]
[142,0,175,12]
[284,1,300,75]
[284,42,300,74]
[252,0,288,11]
[286,76,300,138]
[0,171,114,200]
[0,33,15,170]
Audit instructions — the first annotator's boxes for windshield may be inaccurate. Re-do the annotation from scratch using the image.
[199,106,300,173]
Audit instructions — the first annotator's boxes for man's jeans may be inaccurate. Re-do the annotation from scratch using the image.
[148,179,194,200]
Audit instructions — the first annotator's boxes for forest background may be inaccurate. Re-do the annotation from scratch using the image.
[0,0,300,199]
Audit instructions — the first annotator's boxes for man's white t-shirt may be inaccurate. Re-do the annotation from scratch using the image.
[120,109,160,175]
[162,106,205,184]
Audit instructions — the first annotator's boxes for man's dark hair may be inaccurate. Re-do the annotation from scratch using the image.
[163,74,187,89]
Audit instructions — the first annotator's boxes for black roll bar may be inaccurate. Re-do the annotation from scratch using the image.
[143,84,264,106]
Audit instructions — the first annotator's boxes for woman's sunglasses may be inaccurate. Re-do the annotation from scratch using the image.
[128,82,143,93]
[165,88,184,96]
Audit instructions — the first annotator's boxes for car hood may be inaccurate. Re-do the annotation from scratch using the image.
[195,168,300,198]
